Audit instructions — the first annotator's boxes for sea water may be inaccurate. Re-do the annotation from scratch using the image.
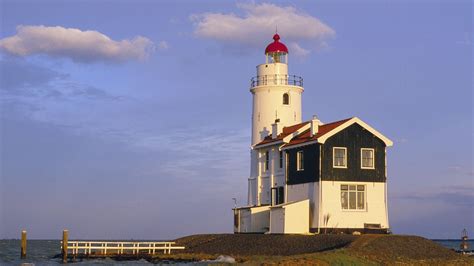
[432,239,474,251]
[0,239,472,265]
[0,240,218,265]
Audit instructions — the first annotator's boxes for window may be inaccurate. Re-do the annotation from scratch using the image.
[333,147,347,168]
[283,93,289,105]
[341,184,365,210]
[279,151,283,169]
[272,186,285,205]
[361,148,375,169]
[297,151,304,171]
[264,151,269,171]
[234,212,239,228]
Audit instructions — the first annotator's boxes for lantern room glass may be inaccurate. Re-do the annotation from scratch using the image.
[266,52,288,64]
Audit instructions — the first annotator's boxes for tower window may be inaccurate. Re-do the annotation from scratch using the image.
[279,151,283,169]
[283,93,289,105]
[264,151,269,171]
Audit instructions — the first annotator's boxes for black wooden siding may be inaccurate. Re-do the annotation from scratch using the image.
[321,123,386,182]
[286,144,319,185]
[286,123,387,184]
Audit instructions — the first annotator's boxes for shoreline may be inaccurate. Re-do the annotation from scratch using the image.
[163,233,473,264]
[2,235,473,264]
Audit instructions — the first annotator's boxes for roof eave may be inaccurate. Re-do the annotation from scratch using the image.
[253,140,284,149]
[317,117,394,147]
[281,140,319,150]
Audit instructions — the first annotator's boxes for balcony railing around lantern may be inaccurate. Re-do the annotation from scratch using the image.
[251,74,303,87]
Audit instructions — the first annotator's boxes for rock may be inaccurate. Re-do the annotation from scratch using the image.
[214,255,236,263]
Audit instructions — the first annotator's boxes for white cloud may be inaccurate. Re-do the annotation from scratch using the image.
[289,42,310,57]
[0,25,155,63]
[157,40,169,50]
[191,3,335,56]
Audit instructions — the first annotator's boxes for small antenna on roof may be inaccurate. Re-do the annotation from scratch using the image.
[275,25,278,34]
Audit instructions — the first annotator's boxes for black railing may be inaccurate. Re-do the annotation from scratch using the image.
[251,74,303,87]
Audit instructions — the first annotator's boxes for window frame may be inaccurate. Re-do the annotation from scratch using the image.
[296,150,304,171]
[272,186,285,206]
[264,150,269,172]
[283,93,290,105]
[340,184,366,211]
[279,150,283,169]
[333,147,347,169]
[361,148,375,170]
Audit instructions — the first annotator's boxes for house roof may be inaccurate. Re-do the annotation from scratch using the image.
[281,118,352,148]
[254,121,310,147]
[254,117,393,150]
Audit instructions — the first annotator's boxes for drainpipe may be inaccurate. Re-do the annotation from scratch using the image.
[385,147,390,231]
[318,145,322,234]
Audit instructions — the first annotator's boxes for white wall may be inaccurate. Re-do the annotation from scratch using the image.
[287,182,320,228]
[320,181,388,229]
[260,177,271,205]
[251,206,270,232]
[238,209,251,233]
[269,207,284,234]
[247,178,257,206]
[251,85,303,146]
[250,62,303,146]
[269,200,310,234]
[235,206,270,233]
[253,145,287,206]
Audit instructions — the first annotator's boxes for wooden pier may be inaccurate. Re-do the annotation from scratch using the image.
[61,240,185,262]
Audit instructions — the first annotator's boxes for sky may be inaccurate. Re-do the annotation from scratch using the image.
[0,0,472,240]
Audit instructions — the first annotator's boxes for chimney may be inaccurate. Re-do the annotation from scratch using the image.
[310,115,320,137]
[272,119,280,139]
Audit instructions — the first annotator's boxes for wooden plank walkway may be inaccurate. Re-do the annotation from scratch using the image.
[62,240,185,261]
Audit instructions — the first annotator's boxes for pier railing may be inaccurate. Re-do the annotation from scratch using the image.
[62,241,185,256]
[251,74,303,87]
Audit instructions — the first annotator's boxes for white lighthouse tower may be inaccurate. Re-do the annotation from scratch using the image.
[248,34,304,205]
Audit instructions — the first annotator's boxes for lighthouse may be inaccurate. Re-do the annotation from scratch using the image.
[235,32,393,235]
[248,34,304,205]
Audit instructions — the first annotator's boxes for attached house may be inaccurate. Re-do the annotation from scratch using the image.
[234,116,393,234]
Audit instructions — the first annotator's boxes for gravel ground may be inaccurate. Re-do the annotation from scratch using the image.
[348,234,461,261]
[174,234,464,261]
[174,234,356,256]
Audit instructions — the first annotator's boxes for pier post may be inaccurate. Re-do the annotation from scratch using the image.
[21,230,27,259]
[62,230,69,263]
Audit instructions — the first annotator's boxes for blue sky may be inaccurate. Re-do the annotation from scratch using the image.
[0,0,472,239]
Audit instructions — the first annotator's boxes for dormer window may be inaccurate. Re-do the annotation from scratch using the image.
[283,93,289,105]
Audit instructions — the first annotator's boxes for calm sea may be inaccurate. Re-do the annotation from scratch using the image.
[0,240,219,265]
[0,239,472,265]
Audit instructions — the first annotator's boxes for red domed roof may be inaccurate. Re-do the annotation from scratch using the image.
[265,34,288,54]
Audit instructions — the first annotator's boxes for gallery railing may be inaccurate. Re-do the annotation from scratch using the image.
[251,74,303,87]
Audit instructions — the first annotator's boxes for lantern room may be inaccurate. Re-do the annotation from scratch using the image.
[265,34,288,64]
